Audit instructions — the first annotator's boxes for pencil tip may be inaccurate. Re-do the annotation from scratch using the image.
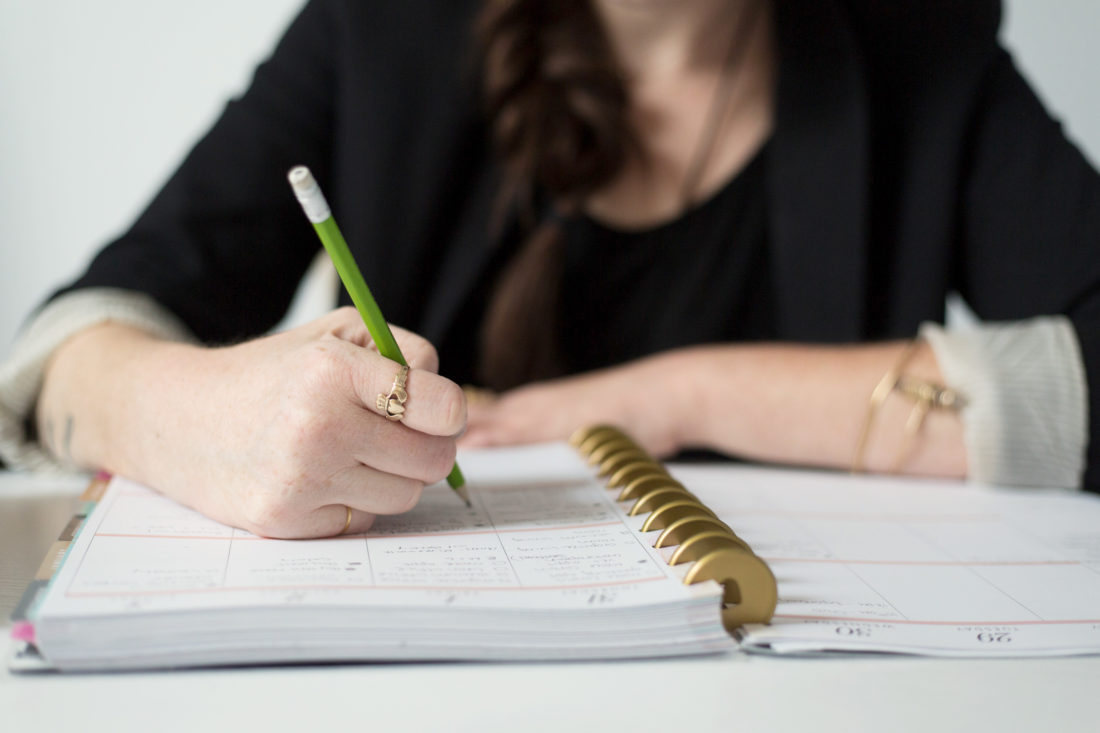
[455,484,472,507]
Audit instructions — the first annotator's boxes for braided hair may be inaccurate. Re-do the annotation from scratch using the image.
[475,0,637,390]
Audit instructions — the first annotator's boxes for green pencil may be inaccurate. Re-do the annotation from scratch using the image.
[287,165,469,506]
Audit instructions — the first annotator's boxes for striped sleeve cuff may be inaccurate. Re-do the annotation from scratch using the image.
[921,316,1088,489]
[0,289,195,474]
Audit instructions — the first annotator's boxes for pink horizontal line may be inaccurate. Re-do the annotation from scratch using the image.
[371,520,624,539]
[95,532,237,540]
[92,520,624,542]
[718,512,994,521]
[773,614,1100,626]
[763,557,1079,566]
[64,574,668,598]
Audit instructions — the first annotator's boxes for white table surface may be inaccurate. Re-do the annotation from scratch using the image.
[3,472,1099,733]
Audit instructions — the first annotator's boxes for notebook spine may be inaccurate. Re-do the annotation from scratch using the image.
[570,425,777,630]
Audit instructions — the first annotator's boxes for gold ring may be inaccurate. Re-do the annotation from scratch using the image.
[340,505,353,535]
[376,364,410,422]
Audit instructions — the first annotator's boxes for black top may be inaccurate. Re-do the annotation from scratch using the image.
[560,145,772,374]
[48,0,1100,489]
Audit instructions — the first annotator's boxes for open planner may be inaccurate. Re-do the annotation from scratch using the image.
[685,463,1100,656]
[9,426,776,671]
[11,424,1100,672]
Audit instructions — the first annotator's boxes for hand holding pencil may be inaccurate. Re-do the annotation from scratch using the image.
[28,163,468,541]
[288,166,470,506]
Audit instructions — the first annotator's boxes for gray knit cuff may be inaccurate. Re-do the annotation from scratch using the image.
[921,316,1087,489]
[0,289,195,474]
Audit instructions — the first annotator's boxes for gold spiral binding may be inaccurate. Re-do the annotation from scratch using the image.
[569,425,777,631]
[574,427,670,482]
[600,453,665,480]
[617,474,686,502]
[628,487,697,516]
[570,424,625,449]
[586,438,641,466]
[640,499,718,531]
[653,515,732,548]
[683,550,777,629]
[668,530,753,563]
[606,461,669,487]
[573,425,635,453]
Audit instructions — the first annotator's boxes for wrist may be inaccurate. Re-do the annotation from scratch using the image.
[39,324,201,477]
[644,346,716,452]
[107,335,212,483]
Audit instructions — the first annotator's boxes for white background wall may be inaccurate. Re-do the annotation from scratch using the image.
[2,0,1099,357]
[0,0,310,357]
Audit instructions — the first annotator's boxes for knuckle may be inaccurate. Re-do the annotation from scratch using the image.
[438,381,467,436]
[357,513,377,532]
[240,493,293,538]
[405,339,439,374]
[317,307,371,346]
[316,306,354,333]
[382,479,423,515]
[399,480,424,513]
[332,306,359,324]
[284,402,335,450]
[299,344,340,393]
[421,438,458,484]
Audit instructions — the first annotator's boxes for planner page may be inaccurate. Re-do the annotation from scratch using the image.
[678,463,1100,656]
[34,444,721,620]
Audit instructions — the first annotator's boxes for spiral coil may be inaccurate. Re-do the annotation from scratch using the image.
[570,424,777,630]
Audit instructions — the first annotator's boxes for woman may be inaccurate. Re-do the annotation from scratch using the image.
[2,0,1097,538]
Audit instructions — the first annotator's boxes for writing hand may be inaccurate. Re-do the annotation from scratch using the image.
[39,307,465,538]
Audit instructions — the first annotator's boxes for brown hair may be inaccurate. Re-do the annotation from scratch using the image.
[475,0,636,390]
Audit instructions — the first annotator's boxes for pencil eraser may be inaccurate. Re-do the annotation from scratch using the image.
[287,165,331,223]
[287,165,316,193]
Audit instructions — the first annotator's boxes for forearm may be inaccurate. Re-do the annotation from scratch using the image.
[674,340,967,477]
[464,338,967,479]
[35,323,203,485]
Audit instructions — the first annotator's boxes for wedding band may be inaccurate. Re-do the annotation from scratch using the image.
[340,505,353,535]
[376,364,410,421]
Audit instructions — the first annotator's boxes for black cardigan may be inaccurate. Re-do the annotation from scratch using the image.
[57,0,1100,488]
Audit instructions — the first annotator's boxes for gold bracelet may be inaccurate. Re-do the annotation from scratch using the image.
[850,341,921,474]
[890,375,965,472]
[852,341,965,474]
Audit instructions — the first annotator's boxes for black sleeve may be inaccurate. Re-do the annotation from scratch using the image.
[957,48,1100,490]
[52,0,338,343]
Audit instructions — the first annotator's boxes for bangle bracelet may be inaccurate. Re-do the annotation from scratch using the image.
[890,376,964,472]
[851,342,921,474]
[852,341,965,474]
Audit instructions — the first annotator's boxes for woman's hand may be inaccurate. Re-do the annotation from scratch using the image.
[461,352,691,457]
[37,307,465,538]
[461,342,967,480]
